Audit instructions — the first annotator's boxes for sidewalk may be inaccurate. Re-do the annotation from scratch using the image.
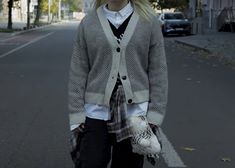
[0,21,62,41]
[0,21,28,29]
[0,21,26,41]
[175,32,235,67]
[0,21,43,41]
[0,29,41,42]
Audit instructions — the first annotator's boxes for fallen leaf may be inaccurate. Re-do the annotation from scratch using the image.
[182,147,196,152]
[221,157,231,162]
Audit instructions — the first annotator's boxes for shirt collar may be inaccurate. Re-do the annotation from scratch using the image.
[103,1,133,18]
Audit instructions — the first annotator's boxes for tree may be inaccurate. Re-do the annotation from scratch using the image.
[7,0,31,29]
[7,0,13,29]
[150,0,189,11]
[35,0,82,23]
[26,0,30,29]
[38,0,59,22]
[149,0,158,9]
[34,0,42,25]
[0,0,3,11]
[62,0,82,13]
[70,0,82,12]
[174,0,189,12]
[40,0,48,13]
[51,0,58,21]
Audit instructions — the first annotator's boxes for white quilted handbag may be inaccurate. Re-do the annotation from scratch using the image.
[128,116,162,157]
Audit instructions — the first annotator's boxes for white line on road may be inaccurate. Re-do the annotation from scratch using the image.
[0,32,54,59]
[160,129,187,167]
[0,34,23,42]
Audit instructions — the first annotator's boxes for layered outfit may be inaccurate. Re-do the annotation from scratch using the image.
[68,2,168,168]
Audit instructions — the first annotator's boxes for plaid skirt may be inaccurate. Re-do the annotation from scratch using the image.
[107,84,132,142]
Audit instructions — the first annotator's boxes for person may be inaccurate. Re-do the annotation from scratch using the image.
[68,0,168,167]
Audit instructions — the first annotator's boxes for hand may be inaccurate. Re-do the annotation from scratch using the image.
[149,123,160,134]
[72,123,85,133]
[70,123,85,162]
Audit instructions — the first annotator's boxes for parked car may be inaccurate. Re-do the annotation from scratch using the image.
[158,12,191,36]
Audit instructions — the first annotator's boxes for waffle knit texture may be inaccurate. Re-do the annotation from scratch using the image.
[68,6,168,127]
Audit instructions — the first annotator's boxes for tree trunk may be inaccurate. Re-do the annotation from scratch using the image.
[7,0,13,29]
[34,0,41,25]
[27,0,30,29]
[51,14,54,22]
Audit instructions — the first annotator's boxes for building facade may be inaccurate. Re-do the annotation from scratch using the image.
[189,0,235,33]
[0,0,8,20]
[0,0,37,22]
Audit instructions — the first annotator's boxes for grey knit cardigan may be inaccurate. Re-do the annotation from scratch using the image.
[68,6,168,126]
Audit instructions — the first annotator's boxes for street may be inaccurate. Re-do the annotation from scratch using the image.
[0,21,234,168]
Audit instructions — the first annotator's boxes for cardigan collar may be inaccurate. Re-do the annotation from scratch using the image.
[97,4,139,48]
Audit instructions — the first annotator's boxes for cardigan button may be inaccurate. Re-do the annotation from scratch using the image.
[116,47,120,52]
[128,99,132,104]
[121,76,127,80]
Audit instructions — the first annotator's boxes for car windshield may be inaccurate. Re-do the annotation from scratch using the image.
[165,13,184,20]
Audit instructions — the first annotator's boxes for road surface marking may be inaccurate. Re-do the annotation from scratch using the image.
[0,42,20,45]
[0,32,54,58]
[160,129,187,167]
[0,35,22,42]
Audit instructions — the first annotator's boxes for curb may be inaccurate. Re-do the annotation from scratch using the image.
[174,39,235,68]
[0,21,62,41]
[12,21,62,35]
[11,25,50,36]
[174,39,211,53]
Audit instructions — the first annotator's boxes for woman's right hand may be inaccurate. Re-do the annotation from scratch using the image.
[70,123,85,162]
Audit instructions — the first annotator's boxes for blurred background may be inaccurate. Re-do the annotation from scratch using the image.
[0,1,234,168]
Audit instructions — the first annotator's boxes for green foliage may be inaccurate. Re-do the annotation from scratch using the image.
[0,0,3,11]
[40,0,48,13]
[71,0,82,12]
[51,0,59,14]
[150,0,189,11]
[149,0,158,9]
[62,0,82,12]
[40,0,59,14]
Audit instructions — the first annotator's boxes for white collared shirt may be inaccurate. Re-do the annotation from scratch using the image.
[103,1,133,29]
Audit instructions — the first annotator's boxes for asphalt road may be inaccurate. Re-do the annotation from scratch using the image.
[0,21,234,168]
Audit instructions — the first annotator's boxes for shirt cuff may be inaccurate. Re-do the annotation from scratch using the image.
[70,124,80,131]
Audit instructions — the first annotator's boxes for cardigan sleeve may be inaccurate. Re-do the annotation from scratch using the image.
[68,20,89,126]
[147,19,168,126]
